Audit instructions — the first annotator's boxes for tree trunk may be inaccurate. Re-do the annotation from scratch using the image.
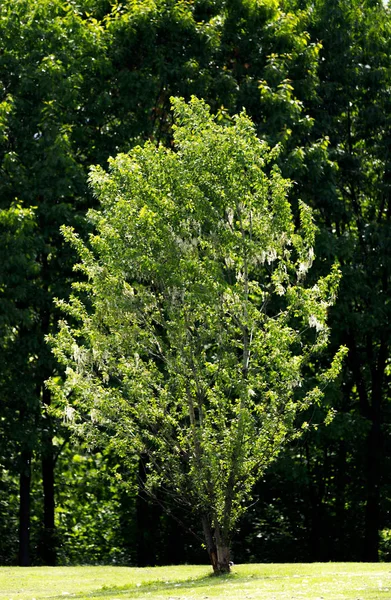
[362,337,386,562]
[40,386,57,565]
[201,516,218,573]
[334,441,347,560]
[19,448,32,566]
[41,439,56,565]
[38,255,58,566]
[305,442,327,561]
[348,333,383,561]
[216,544,231,574]
[363,419,381,561]
[214,523,231,574]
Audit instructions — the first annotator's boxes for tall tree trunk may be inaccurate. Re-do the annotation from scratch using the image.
[19,448,32,566]
[334,441,347,560]
[305,442,327,561]
[363,420,381,561]
[348,333,382,561]
[42,449,56,563]
[41,391,56,566]
[363,337,386,561]
[38,260,57,565]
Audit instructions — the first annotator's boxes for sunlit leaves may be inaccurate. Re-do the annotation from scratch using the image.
[51,98,344,554]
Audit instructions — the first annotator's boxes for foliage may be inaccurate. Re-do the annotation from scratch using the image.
[0,0,112,564]
[0,202,38,441]
[0,0,322,565]
[54,444,136,565]
[1,0,391,567]
[277,0,391,561]
[50,97,345,573]
[0,466,19,565]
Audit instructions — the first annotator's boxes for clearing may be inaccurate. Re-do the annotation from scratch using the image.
[1,563,391,599]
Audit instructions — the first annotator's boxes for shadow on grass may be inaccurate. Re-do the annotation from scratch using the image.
[48,570,391,600]
[51,572,243,600]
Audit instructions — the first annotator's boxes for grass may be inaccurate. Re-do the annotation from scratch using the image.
[1,563,391,600]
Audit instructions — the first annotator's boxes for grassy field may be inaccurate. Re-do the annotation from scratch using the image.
[1,563,391,600]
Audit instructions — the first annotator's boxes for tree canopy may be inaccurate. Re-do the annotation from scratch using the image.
[1,0,391,567]
[51,97,345,573]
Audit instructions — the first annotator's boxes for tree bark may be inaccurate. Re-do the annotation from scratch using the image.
[19,448,32,566]
[349,333,385,561]
[216,544,231,573]
[202,516,218,573]
[305,442,327,561]
[334,441,347,560]
[38,249,58,566]
[40,386,57,565]
[363,420,381,561]
[41,440,56,564]
[362,337,386,561]
[214,524,231,574]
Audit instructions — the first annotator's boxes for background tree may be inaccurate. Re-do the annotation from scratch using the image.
[0,202,38,565]
[0,0,322,565]
[311,0,391,562]
[51,97,345,574]
[261,0,391,562]
[2,0,390,566]
[0,0,113,564]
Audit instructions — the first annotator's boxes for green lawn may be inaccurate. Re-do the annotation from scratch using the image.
[1,563,391,600]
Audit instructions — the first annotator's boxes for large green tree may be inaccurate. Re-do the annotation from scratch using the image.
[0,0,323,565]
[313,0,391,561]
[51,97,345,573]
[0,0,113,564]
[0,202,38,565]
[272,0,391,561]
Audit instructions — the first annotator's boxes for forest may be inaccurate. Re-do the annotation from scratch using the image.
[0,0,390,568]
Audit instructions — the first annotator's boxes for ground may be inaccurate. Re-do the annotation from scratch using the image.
[1,563,391,599]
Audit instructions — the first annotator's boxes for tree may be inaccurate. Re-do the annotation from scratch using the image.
[310,0,391,561]
[0,0,112,563]
[276,0,391,561]
[0,0,320,564]
[51,97,345,573]
[0,202,38,565]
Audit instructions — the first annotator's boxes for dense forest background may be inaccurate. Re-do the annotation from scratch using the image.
[1,0,391,566]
